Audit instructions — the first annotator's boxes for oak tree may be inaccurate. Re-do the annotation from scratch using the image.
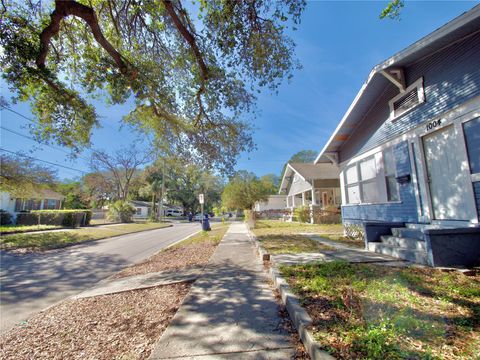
[1,0,305,173]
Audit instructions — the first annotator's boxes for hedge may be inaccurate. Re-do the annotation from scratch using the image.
[16,210,93,228]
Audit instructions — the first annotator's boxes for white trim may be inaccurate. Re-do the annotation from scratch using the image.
[388,77,425,121]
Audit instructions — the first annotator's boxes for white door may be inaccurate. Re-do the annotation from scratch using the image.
[422,125,476,221]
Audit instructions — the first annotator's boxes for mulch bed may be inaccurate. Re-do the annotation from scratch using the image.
[0,284,190,360]
[1,237,223,359]
[111,241,218,279]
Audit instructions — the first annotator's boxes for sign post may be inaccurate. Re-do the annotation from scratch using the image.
[199,193,204,222]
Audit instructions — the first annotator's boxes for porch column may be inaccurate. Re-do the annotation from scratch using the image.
[302,192,305,206]
[292,195,295,208]
[311,189,316,205]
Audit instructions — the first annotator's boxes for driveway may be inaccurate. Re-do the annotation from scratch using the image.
[0,222,200,334]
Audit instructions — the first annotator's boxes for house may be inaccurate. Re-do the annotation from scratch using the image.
[315,5,480,267]
[279,162,341,223]
[1,189,65,217]
[254,195,287,212]
[130,200,152,219]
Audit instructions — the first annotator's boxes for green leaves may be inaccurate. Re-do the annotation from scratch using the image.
[1,1,305,173]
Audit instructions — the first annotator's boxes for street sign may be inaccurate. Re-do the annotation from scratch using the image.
[199,194,204,204]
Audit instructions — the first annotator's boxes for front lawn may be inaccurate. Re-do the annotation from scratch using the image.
[0,222,171,251]
[0,224,61,234]
[258,234,335,254]
[281,261,480,359]
[253,220,343,236]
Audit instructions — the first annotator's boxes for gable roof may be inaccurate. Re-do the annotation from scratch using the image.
[315,4,480,164]
[279,162,340,193]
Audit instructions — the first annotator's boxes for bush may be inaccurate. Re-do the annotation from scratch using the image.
[0,210,13,225]
[294,206,310,223]
[107,201,135,223]
[16,210,92,227]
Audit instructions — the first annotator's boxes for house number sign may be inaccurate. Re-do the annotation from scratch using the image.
[426,119,442,132]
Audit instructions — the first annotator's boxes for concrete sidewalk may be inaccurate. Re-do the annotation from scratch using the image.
[149,223,294,359]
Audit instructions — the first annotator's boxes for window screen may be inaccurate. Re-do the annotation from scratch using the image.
[463,117,480,174]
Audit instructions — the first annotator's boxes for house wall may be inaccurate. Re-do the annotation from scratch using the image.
[339,32,480,225]
[254,195,287,211]
[340,32,480,162]
[0,192,15,214]
[342,141,418,224]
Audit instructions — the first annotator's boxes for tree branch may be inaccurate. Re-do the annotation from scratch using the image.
[37,0,130,76]
[161,0,208,81]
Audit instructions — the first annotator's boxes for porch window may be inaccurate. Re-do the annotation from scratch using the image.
[136,208,142,215]
[46,199,57,209]
[345,164,360,204]
[359,156,380,203]
[463,117,480,174]
[383,148,399,201]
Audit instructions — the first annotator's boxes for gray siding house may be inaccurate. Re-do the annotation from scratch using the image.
[315,6,480,267]
[279,162,341,223]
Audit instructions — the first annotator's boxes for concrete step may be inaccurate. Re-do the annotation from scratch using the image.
[405,223,428,230]
[380,235,426,251]
[391,227,424,240]
[368,242,429,265]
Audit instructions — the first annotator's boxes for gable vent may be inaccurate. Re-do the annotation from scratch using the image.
[388,77,425,121]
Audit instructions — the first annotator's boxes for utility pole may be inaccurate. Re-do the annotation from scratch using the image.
[158,158,166,222]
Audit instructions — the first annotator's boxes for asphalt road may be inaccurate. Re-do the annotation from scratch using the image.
[0,222,201,334]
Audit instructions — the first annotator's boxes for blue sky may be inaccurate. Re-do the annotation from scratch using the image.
[0,1,477,181]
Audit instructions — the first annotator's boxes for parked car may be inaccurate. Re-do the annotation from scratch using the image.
[193,213,203,221]
[166,209,183,217]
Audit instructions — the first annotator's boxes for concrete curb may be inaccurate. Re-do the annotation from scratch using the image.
[269,267,335,360]
[246,227,270,261]
[247,226,335,360]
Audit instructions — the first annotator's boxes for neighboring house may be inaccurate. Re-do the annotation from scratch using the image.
[315,5,480,267]
[254,195,287,212]
[1,189,65,217]
[130,200,152,219]
[279,162,341,223]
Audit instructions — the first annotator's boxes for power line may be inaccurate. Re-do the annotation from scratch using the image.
[0,148,87,174]
[0,125,92,162]
[0,106,38,124]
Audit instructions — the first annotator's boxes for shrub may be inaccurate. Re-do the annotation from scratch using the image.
[0,210,13,225]
[16,210,91,227]
[294,206,310,223]
[107,201,135,223]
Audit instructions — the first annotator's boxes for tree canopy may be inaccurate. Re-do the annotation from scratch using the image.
[221,170,274,210]
[0,153,58,198]
[1,0,306,173]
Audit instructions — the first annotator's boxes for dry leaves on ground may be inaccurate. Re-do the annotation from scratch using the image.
[112,241,218,279]
[0,284,190,360]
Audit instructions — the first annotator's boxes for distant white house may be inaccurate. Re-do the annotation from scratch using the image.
[1,189,65,218]
[254,195,287,212]
[129,200,152,219]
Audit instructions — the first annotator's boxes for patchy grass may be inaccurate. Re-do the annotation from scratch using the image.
[258,234,335,254]
[316,234,364,249]
[280,261,480,359]
[0,222,171,251]
[171,223,230,248]
[0,224,61,234]
[253,220,343,237]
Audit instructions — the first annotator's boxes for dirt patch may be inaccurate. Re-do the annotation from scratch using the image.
[0,284,190,360]
[112,241,218,279]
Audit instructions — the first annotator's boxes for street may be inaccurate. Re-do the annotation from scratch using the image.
[0,222,200,334]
